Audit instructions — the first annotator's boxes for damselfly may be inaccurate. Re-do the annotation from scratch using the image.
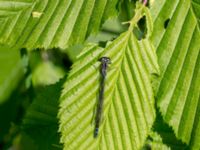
[94,57,111,138]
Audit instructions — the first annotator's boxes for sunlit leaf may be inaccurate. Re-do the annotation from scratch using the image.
[150,0,200,149]
[0,0,119,49]
[58,4,159,149]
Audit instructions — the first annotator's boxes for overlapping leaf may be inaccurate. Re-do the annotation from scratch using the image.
[144,132,170,150]
[150,0,200,149]
[0,45,24,103]
[23,79,64,149]
[152,112,187,150]
[58,8,160,148]
[0,0,119,50]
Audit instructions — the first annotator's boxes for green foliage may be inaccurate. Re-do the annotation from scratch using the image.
[0,0,119,49]
[150,0,200,149]
[0,45,24,103]
[22,79,64,150]
[31,61,65,86]
[152,111,187,150]
[58,4,160,149]
[143,132,170,150]
[59,39,156,150]
[0,0,199,149]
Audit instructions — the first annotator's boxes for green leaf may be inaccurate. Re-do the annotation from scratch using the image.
[58,8,159,148]
[32,61,65,86]
[23,79,64,150]
[143,132,170,150]
[0,0,119,50]
[0,45,24,103]
[150,0,200,149]
[152,112,187,150]
[0,90,23,142]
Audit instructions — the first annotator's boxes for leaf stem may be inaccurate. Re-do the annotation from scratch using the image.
[128,3,145,32]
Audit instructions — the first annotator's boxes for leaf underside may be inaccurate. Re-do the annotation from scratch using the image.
[150,0,200,149]
[0,0,118,50]
[58,30,159,150]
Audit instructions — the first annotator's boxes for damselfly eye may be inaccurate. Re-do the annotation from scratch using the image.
[99,57,111,64]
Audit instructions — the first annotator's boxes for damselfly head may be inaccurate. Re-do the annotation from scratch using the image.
[99,57,111,64]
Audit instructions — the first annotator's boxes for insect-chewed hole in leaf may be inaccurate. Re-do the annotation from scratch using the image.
[134,16,147,40]
[164,18,170,29]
